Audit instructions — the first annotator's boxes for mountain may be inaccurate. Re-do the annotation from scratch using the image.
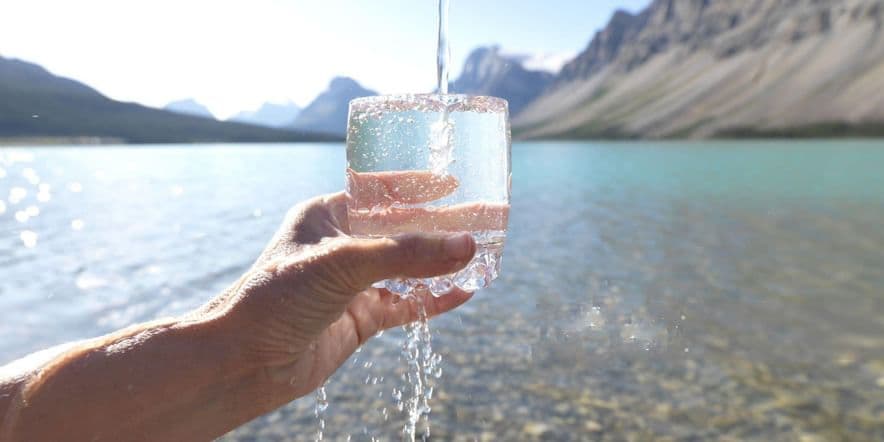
[0,56,330,143]
[164,98,215,119]
[515,0,884,139]
[450,46,556,117]
[289,77,377,137]
[229,101,301,128]
[503,51,576,74]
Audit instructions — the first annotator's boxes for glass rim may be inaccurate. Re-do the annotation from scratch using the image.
[349,93,509,114]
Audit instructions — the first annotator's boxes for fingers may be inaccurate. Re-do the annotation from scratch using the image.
[328,233,477,292]
[319,192,349,226]
[380,288,474,330]
[347,169,459,209]
[341,288,474,347]
[349,202,509,235]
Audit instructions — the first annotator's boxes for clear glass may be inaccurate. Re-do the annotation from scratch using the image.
[345,94,511,296]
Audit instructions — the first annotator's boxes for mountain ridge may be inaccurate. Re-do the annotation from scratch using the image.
[515,0,884,139]
[164,99,215,120]
[230,101,302,128]
[449,46,555,117]
[288,77,377,137]
[0,56,332,143]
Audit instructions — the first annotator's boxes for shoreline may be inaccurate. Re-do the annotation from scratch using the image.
[0,137,345,147]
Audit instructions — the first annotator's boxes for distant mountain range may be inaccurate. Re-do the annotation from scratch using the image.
[514,0,884,139]
[288,77,377,137]
[164,98,215,120]
[229,101,301,128]
[0,56,330,143]
[7,0,884,143]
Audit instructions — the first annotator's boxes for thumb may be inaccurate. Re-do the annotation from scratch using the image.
[301,233,477,295]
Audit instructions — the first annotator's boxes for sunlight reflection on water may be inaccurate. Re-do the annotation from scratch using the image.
[1,142,883,440]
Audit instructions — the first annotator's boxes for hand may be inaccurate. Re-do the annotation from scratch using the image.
[0,172,500,441]
[200,173,478,406]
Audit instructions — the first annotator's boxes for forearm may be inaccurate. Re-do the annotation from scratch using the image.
[0,316,282,441]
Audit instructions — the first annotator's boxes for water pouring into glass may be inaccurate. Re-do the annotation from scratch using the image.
[345,94,511,298]
[339,1,510,439]
[345,3,510,299]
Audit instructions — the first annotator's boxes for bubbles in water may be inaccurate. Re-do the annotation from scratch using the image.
[385,230,505,298]
[386,278,418,296]
[428,277,453,296]
[452,258,488,292]
[428,116,454,174]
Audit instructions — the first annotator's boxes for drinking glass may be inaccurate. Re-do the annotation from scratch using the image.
[346,94,511,297]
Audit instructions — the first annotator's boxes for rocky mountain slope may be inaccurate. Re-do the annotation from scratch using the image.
[450,46,554,116]
[515,0,884,139]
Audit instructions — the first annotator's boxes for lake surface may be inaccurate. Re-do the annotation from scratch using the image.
[1,141,883,440]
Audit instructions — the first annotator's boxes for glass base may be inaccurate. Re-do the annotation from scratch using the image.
[373,230,505,297]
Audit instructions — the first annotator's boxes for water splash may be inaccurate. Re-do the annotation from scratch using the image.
[383,230,506,297]
[428,112,454,175]
[429,0,454,175]
[397,292,443,441]
[314,384,329,441]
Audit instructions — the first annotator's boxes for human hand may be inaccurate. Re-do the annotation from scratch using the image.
[0,173,500,442]
[199,172,480,407]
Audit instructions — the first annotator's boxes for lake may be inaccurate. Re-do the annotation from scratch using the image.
[1,141,883,440]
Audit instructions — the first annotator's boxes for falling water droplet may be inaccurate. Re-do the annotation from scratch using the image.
[314,384,328,441]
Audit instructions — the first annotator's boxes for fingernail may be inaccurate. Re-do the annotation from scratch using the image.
[443,233,473,260]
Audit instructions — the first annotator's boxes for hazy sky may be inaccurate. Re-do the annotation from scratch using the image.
[0,0,649,118]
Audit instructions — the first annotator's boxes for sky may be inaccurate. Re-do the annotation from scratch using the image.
[0,0,650,119]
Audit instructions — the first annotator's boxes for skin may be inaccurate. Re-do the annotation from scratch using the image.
[0,172,507,441]
[347,169,510,235]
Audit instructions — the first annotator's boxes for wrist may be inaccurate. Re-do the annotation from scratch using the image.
[179,312,309,428]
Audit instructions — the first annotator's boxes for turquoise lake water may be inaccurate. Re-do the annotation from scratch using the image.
[1,141,882,440]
